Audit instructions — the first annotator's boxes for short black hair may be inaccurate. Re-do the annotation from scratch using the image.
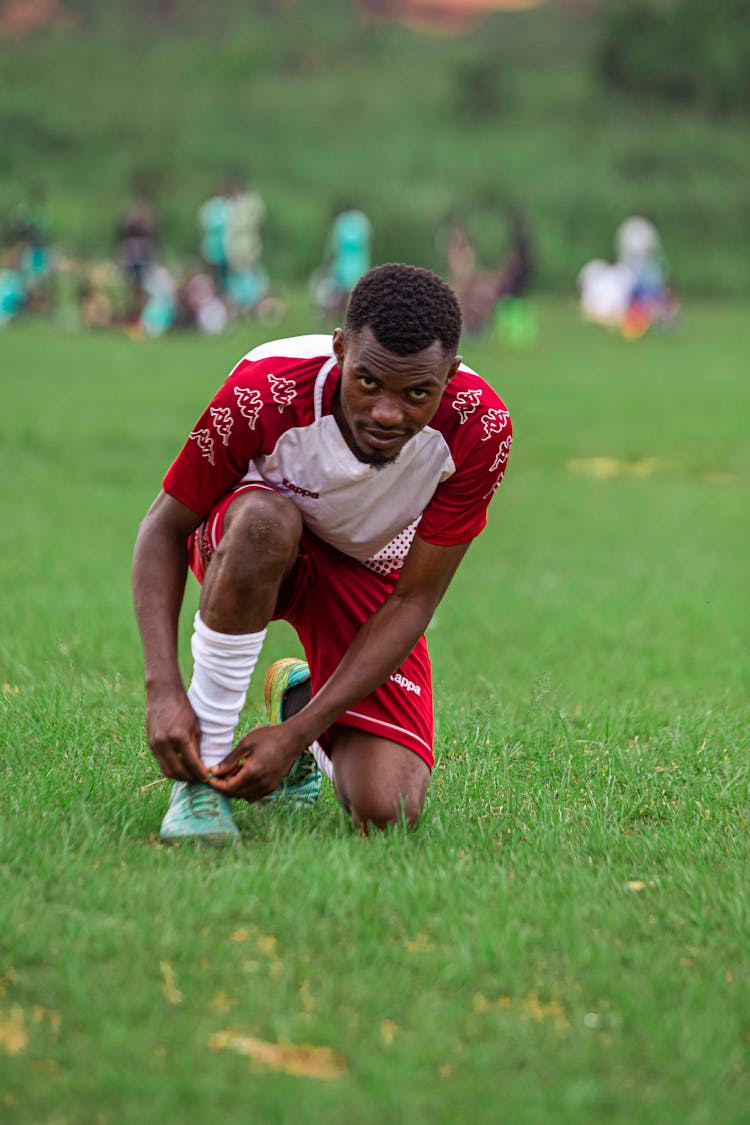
[345,263,462,356]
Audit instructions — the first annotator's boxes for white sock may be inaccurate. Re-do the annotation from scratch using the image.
[186,611,266,768]
[310,740,334,782]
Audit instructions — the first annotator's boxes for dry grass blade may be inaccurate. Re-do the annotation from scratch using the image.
[208,1030,347,1079]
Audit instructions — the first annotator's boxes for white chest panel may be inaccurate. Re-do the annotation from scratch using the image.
[241,414,455,563]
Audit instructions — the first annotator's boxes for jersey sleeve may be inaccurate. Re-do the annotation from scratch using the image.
[417,387,513,547]
[162,356,305,517]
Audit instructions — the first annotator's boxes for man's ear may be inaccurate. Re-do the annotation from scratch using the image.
[333,327,345,366]
[446,354,462,384]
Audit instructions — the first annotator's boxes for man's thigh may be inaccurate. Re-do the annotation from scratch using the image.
[328,726,430,830]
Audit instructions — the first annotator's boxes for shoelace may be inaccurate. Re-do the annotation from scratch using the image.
[183,785,225,821]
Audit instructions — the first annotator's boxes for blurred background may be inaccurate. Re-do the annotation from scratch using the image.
[1,0,748,338]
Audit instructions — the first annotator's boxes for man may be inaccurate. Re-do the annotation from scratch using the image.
[132,263,512,843]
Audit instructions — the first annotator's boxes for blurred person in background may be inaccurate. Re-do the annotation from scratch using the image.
[439,217,477,289]
[615,212,677,337]
[132,263,513,844]
[497,208,533,301]
[578,214,677,337]
[224,175,269,316]
[140,262,179,338]
[8,186,53,311]
[494,208,537,349]
[312,203,372,320]
[178,266,228,335]
[577,258,634,328]
[117,194,157,317]
[0,247,27,326]
[79,260,122,330]
[198,181,231,293]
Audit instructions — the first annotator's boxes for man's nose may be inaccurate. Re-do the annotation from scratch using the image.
[370,394,405,429]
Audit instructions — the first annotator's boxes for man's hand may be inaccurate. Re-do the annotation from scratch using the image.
[208,725,307,802]
[146,688,206,782]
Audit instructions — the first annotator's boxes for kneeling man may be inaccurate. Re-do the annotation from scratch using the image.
[132,263,513,842]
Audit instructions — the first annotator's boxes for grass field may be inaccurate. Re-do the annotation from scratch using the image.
[2,301,749,1122]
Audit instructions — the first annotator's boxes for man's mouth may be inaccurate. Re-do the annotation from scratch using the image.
[359,426,409,450]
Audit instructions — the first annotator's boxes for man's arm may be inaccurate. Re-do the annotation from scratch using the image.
[210,534,471,798]
[132,490,206,781]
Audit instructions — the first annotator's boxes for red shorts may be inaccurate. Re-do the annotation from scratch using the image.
[188,485,434,768]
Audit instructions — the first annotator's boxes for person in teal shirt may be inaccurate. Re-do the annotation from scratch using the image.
[314,204,373,319]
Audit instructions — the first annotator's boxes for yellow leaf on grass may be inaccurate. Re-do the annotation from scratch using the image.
[624,880,645,893]
[379,1020,399,1047]
[473,993,490,1014]
[208,1030,346,1079]
[520,990,569,1032]
[567,457,663,479]
[0,1006,28,1055]
[160,962,182,1006]
[404,934,433,954]
[230,929,250,943]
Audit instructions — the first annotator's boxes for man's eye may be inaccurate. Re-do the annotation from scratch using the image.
[358,376,378,390]
[407,388,428,401]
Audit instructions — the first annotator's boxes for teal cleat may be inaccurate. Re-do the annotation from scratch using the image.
[159,781,239,846]
[263,658,322,806]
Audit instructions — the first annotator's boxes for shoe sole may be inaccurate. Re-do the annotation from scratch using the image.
[159,832,239,848]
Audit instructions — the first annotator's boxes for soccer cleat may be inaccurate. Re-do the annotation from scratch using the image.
[159,780,239,846]
[263,658,321,806]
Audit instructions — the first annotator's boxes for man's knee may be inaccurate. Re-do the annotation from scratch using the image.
[348,787,426,832]
[330,730,430,832]
[221,490,302,574]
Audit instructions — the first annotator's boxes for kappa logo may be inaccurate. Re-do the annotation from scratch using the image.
[390,672,422,696]
[189,428,215,466]
[483,434,513,499]
[452,389,482,424]
[282,477,320,500]
[268,372,297,413]
[480,407,511,442]
[210,406,233,446]
[234,386,263,429]
[489,434,513,473]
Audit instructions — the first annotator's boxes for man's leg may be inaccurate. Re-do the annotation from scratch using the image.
[200,489,303,634]
[160,489,302,844]
[329,728,430,831]
[268,676,429,828]
[189,488,302,766]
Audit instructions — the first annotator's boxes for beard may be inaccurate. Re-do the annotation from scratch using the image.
[350,442,402,469]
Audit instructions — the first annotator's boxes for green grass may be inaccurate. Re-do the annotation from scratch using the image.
[1,301,749,1121]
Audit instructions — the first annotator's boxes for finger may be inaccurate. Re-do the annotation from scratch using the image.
[156,747,191,781]
[178,738,208,782]
[211,751,249,778]
[209,772,257,797]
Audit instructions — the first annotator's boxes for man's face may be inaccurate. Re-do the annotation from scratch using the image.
[332,326,460,467]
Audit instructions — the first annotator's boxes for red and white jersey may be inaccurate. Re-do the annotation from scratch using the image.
[163,335,512,576]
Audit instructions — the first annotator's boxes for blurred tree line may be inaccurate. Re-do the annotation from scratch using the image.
[600,0,750,116]
[1,0,748,295]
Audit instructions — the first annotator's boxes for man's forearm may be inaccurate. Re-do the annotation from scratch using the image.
[132,517,190,693]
